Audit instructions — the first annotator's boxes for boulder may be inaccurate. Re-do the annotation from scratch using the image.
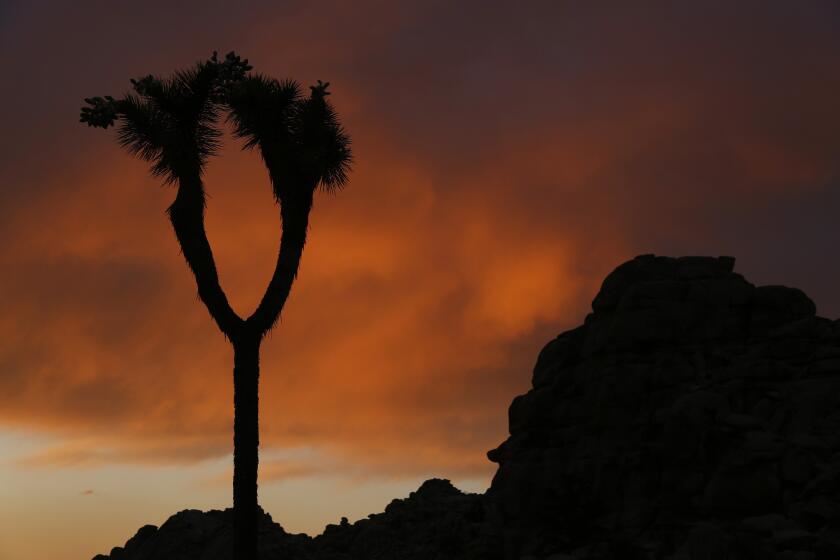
[487,255,840,559]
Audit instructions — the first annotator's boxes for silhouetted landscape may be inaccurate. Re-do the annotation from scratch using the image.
[93,255,840,560]
[6,4,840,560]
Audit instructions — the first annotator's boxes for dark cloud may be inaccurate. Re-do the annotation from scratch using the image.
[1,0,838,483]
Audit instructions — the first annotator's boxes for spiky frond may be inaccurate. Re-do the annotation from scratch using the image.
[119,64,222,183]
[81,53,253,184]
[291,88,353,192]
[116,94,169,178]
[227,78,352,197]
[227,75,300,151]
[82,53,351,193]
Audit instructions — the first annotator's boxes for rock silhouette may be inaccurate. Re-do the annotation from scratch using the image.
[93,255,840,560]
[93,480,494,560]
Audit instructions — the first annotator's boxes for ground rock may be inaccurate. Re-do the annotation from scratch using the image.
[92,479,498,560]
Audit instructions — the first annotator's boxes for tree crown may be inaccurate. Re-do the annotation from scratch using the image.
[80,52,352,194]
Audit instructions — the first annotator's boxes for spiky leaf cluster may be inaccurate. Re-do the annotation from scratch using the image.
[293,81,352,192]
[118,62,228,183]
[79,52,251,184]
[226,75,300,150]
[227,77,352,198]
[80,52,351,193]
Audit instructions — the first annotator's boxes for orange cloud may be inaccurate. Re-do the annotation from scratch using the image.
[2,0,840,490]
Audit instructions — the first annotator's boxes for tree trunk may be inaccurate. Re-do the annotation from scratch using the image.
[168,174,242,339]
[233,333,260,559]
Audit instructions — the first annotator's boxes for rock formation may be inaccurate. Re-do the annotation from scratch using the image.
[92,507,310,560]
[93,479,495,560]
[488,255,840,559]
[93,255,840,560]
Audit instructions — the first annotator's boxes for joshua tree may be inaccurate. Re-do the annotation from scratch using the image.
[80,52,352,559]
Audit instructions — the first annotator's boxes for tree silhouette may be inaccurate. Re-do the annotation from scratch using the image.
[80,52,352,559]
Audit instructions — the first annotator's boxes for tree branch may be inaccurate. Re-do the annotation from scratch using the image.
[168,172,244,339]
[247,185,313,336]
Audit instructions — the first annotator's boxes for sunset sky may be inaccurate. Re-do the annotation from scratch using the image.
[2,1,840,559]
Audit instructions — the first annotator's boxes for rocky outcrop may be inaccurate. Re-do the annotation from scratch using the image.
[93,255,840,560]
[92,507,312,560]
[93,479,497,560]
[314,478,498,559]
[487,255,840,559]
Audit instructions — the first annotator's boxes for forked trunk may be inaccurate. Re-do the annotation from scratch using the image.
[233,333,260,559]
[231,195,310,559]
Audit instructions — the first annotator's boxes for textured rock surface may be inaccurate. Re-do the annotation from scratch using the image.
[487,255,840,559]
[93,255,840,560]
